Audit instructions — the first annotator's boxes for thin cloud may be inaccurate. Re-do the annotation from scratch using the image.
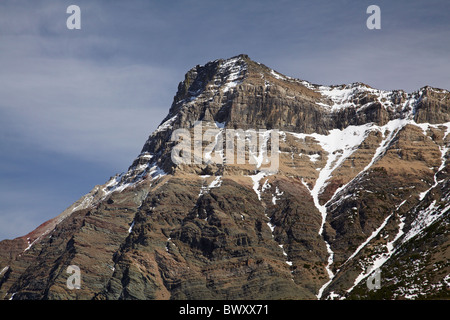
[0,56,176,169]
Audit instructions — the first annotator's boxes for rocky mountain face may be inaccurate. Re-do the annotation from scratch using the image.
[0,54,449,300]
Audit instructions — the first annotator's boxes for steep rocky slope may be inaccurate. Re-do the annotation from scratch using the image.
[0,54,448,300]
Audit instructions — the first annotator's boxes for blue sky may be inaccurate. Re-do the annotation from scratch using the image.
[0,0,449,240]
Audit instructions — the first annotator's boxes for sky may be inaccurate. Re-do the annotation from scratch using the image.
[0,0,449,240]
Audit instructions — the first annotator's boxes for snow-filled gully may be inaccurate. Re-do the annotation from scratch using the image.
[199,114,448,299]
[204,118,448,298]
[249,171,294,274]
[290,119,413,299]
[311,119,450,299]
[245,120,412,297]
[290,124,374,298]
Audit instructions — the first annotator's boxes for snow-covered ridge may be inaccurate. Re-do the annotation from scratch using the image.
[103,153,167,196]
[265,65,448,115]
[153,114,178,135]
[317,83,381,110]
[147,55,247,144]
[19,150,168,253]
[183,55,247,101]
[315,82,418,112]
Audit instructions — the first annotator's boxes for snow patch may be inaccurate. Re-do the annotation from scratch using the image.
[307,154,320,163]
[0,266,9,277]
[219,57,247,93]
[317,84,379,111]
[154,115,178,134]
[199,176,223,197]
[249,171,268,201]
[270,69,287,81]
[344,213,393,265]
[403,200,448,243]
[128,221,135,233]
[272,186,284,205]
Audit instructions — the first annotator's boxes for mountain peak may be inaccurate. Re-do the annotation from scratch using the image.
[136,55,449,176]
[171,54,249,106]
[1,55,449,301]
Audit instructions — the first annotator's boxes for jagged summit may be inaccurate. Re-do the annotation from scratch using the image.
[0,55,449,300]
[135,55,449,176]
[153,55,449,138]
